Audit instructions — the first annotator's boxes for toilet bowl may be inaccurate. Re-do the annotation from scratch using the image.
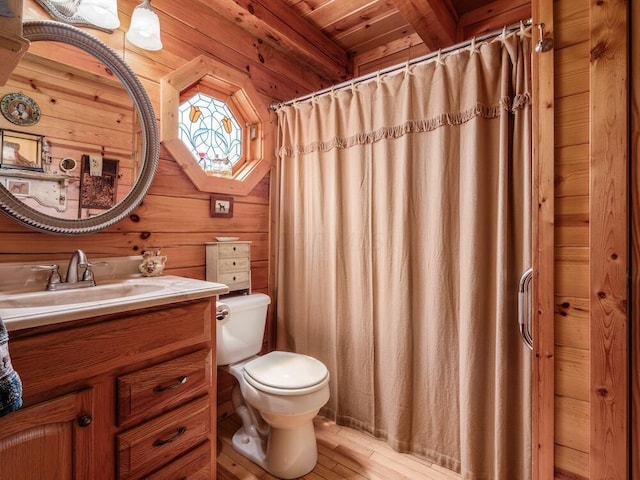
[216,294,330,479]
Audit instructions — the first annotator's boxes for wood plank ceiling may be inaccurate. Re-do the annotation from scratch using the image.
[207,0,531,86]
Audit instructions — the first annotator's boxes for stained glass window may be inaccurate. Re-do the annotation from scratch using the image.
[177,93,242,176]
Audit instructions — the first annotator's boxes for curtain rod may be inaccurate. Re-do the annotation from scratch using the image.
[270,18,533,111]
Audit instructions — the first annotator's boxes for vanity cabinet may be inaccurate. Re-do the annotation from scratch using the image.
[0,389,95,480]
[206,241,252,294]
[1,299,217,479]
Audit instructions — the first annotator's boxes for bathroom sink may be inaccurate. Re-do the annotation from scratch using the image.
[0,274,229,331]
[0,281,166,308]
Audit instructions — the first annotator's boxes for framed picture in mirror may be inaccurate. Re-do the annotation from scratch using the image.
[0,129,44,172]
[79,154,119,210]
[6,179,31,196]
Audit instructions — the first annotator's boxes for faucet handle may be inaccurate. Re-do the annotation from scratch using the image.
[80,261,108,284]
[81,264,94,283]
[32,264,62,289]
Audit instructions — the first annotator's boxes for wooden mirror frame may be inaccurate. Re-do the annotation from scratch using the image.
[0,21,159,235]
[160,55,273,196]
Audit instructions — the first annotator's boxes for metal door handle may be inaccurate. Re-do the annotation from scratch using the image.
[518,268,533,350]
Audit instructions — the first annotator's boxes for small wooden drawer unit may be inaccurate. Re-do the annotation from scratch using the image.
[206,241,252,293]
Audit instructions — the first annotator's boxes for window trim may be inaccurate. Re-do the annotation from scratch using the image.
[160,55,273,196]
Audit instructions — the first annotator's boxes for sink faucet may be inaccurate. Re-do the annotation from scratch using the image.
[33,249,98,291]
[65,249,93,284]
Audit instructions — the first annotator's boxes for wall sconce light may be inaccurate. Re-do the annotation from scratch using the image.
[33,0,120,32]
[77,0,120,29]
[126,0,162,51]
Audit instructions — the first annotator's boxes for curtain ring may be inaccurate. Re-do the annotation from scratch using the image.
[468,37,479,56]
[519,20,531,38]
[404,60,412,76]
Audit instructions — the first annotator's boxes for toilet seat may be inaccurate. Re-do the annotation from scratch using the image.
[243,351,329,396]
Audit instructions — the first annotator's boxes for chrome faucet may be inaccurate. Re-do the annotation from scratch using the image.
[33,249,98,291]
[65,249,93,284]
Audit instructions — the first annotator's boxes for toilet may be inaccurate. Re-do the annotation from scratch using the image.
[216,293,330,479]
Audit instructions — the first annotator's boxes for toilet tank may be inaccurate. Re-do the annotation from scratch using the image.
[216,293,271,366]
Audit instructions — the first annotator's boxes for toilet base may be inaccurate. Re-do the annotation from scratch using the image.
[232,420,318,479]
[231,425,267,468]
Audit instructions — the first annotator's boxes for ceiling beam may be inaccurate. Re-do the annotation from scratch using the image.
[459,0,531,39]
[390,0,459,50]
[196,0,352,83]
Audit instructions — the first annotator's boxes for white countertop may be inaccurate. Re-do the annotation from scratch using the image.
[0,256,229,331]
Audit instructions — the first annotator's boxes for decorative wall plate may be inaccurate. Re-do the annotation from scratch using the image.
[1,93,41,126]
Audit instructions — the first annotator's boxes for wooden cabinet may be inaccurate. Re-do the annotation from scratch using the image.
[0,389,95,480]
[206,241,252,294]
[2,299,217,479]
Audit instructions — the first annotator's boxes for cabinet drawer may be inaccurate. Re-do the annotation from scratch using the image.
[141,440,211,480]
[217,271,249,286]
[218,257,250,272]
[117,396,210,480]
[117,349,212,426]
[218,243,250,258]
[11,301,212,400]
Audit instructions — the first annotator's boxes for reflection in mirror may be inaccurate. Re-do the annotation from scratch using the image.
[33,0,120,31]
[0,21,159,235]
[0,40,138,220]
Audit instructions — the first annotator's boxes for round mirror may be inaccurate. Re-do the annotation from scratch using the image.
[0,21,159,234]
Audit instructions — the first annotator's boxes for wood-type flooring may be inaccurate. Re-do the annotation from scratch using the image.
[217,415,462,480]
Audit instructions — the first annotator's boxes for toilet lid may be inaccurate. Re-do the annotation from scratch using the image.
[244,351,328,392]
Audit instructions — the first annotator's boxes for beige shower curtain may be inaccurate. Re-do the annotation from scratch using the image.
[275,27,532,480]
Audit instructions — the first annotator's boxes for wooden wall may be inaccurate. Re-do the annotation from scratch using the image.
[552,1,591,477]
[633,2,640,479]
[551,0,628,478]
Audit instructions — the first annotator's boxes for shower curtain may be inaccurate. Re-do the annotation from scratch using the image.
[274,26,531,480]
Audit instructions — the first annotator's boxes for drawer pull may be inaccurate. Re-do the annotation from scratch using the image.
[153,376,188,393]
[152,426,187,447]
[77,414,93,428]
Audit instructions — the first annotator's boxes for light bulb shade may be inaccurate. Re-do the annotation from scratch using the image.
[126,3,162,51]
[77,0,120,29]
